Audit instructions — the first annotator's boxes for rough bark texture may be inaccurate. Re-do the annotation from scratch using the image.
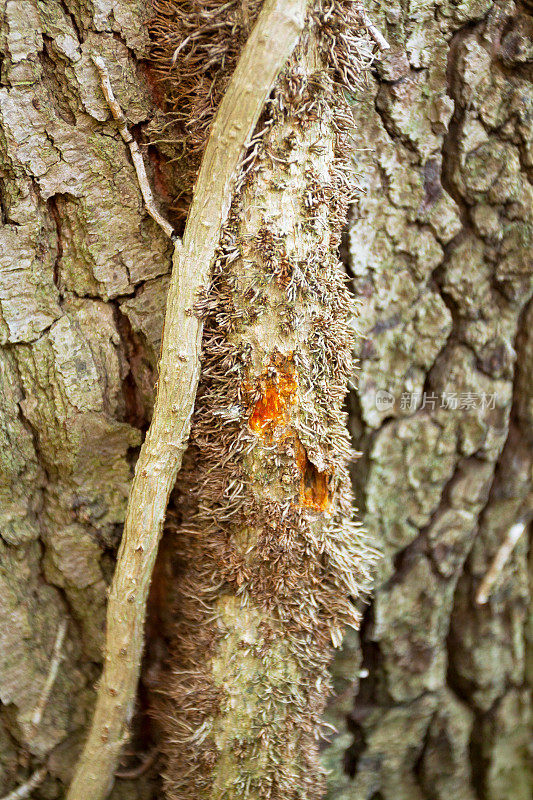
[0,1,531,800]
[0,1,169,797]
[325,2,533,800]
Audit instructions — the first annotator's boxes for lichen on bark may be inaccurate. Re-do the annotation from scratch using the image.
[0,1,169,797]
[326,2,533,799]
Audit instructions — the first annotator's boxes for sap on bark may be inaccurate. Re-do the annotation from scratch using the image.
[294,437,332,512]
[246,353,332,512]
[247,355,297,436]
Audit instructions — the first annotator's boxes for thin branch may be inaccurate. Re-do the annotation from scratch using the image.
[476,520,527,604]
[92,56,175,241]
[0,767,47,800]
[31,618,67,726]
[356,5,390,51]
[67,3,309,799]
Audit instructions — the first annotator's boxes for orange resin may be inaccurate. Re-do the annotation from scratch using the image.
[247,358,331,512]
[248,365,297,436]
[295,437,332,512]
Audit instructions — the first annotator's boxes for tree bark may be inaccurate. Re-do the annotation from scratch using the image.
[0,1,168,797]
[0,1,531,800]
[325,2,533,800]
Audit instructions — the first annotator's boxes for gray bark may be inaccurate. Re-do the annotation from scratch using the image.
[326,2,532,800]
[0,1,168,796]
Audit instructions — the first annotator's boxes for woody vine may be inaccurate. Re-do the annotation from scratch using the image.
[67,2,384,799]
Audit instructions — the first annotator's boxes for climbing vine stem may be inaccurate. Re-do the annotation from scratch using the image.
[66,2,309,798]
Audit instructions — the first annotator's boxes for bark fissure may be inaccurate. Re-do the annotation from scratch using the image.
[328,2,532,799]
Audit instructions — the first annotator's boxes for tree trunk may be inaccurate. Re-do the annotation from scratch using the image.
[325,2,533,800]
[152,5,378,797]
[0,1,168,797]
[0,2,530,800]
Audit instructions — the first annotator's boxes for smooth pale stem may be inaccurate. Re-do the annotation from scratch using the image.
[476,520,527,604]
[92,55,175,241]
[31,618,68,726]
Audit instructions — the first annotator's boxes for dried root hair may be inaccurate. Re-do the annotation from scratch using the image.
[150,2,379,799]
[148,1,375,217]
[149,0,264,217]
